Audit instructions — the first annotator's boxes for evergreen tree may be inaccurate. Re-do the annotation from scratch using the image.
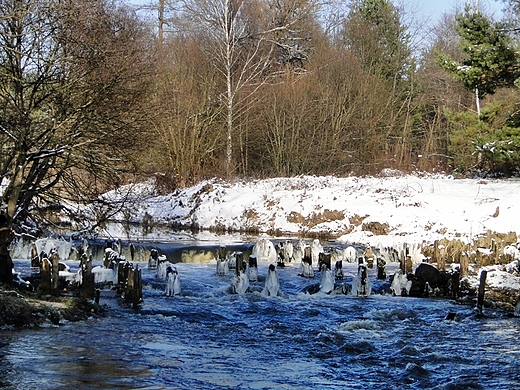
[437,9,519,98]
[341,0,413,83]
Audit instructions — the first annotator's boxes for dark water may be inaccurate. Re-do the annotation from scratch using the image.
[2,257,520,389]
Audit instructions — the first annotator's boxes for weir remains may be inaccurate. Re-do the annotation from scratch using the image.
[8,229,520,314]
[23,242,143,309]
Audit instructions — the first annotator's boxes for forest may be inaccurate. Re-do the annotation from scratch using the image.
[1,0,520,283]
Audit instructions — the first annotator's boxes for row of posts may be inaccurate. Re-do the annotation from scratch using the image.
[35,246,142,308]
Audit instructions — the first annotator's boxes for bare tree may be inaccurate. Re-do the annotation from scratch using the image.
[148,34,224,188]
[182,0,316,177]
[0,0,152,284]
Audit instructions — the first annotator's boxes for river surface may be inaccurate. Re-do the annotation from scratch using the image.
[2,241,520,389]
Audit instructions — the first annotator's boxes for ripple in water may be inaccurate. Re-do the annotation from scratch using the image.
[3,259,520,389]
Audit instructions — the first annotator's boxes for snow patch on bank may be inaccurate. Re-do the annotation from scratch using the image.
[87,173,520,249]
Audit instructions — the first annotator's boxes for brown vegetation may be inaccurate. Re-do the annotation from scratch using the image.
[287,209,344,229]
[138,0,487,186]
[0,290,103,328]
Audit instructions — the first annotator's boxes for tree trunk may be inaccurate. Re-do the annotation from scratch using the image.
[0,214,14,286]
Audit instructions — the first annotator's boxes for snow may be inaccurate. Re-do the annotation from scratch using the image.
[101,172,520,250]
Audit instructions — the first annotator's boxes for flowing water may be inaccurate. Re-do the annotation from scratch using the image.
[2,240,520,389]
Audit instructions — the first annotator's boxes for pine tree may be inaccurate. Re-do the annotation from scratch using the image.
[437,9,519,98]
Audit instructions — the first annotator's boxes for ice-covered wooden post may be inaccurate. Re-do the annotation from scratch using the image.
[217,245,227,260]
[477,270,487,315]
[40,257,52,295]
[148,248,158,270]
[451,271,460,300]
[248,255,258,282]
[235,252,244,276]
[276,242,285,265]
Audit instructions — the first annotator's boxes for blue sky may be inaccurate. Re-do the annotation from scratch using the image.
[401,0,504,22]
[127,0,505,23]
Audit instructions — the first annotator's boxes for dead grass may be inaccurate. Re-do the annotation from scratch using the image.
[287,209,344,229]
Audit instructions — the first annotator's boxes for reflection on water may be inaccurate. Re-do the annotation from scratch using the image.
[2,253,520,389]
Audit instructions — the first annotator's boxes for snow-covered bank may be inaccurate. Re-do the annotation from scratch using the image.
[97,172,520,248]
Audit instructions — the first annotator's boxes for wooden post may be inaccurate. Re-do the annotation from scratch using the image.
[148,249,158,270]
[451,271,460,300]
[405,255,413,274]
[334,260,344,280]
[460,252,469,277]
[399,249,405,273]
[303,247,312,265]
[477,270,487,315]
[40,258,52,295]
[319,252,331,270]
[31,243,39,268]
[117,261,125,291]
[126,267,135,303]
[50,250,60,296]
[377,257,386,280]
[235,252,244,276]
[133,266,142,308]
[248,255,257,269]
[217,245,227,260]
[491,239,498,264]
[82,255,95,300]
[79,253,87,269]
[364,247,374,268]
[123,264,142,308]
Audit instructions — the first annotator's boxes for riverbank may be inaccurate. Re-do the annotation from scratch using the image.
[0,288,104,329]
[88,173,520,248]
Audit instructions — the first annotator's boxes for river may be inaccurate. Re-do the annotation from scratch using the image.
[2,237,520,389]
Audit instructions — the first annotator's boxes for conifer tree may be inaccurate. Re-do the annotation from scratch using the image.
[341,0,413,83]
[437,9,519,98]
